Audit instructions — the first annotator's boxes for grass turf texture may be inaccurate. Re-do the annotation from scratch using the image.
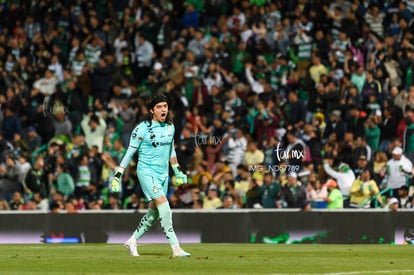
[0,244,413,275]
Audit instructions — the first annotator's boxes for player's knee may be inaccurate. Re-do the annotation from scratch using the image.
[157,202,172,220]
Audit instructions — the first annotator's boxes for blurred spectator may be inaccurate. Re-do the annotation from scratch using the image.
[83,33,104,67]
[109,139,126,164]
[53,109,72,137]
[365,5,385,38]
[279,172,307,208]
[16,153,30,180]
[48,55,64,83]
[344,105,365,139]
[353,154,372,179]
[12,133,29,157]
[292,25,313,72]
[379,106,398,152]
[65,200,78,213]
[31,192,49,212]
[322,179,344,209]
[2,107,21,141]
[175,126,196,174]
[125,193,142,210]
[0,154,23,202]
[306,173,328,203]
[67,133,88,160]
[387,197,399,212]
[382,146,413,198]
[324,110,346,141]
[27,126,41,152]
[244,141,264,166]
[81,113,107,153]
[23,156,47,199]
[74,154,91,199]
[284,91,306,129]
[148,62,167,93]
[34,105,56,145]
[84,185,103,210]
[258,172,280,208]
[350,169,382,208]
[254,100,278,143]
[233,164,250,193]
[117,100,136,147]
[364,116,381,153]
[89,58,113,104]
[354,136,372,163]
[245,177,261,208]
[182,4,199,30]
[134,35,154,84]
[226,128,247,175]
[262,136,279,168]
[0,200,10,211]
[49,191,66,212]
[104,193,122,210]
[403,104,414,162]
[218,194,236,209]
[222,179,242,208]
[9,191,24,210]
[323,159,355,208]
[285,130,307,167]
[204,118,227,171]
[33,70,58,104]
[309,53,328,85]
[170,192,185,209]
[54,164,75,199]
[398,186,413,209]
[300,200,312,212]
[50,201,61,213]
[203,184,222,210]
[192,162,212,186]
[190,185,203,209]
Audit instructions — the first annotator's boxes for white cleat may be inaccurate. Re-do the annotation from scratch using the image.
[124,238,139,256]
[173,248,191,258]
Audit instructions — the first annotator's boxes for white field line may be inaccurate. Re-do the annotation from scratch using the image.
[270,270,414,275]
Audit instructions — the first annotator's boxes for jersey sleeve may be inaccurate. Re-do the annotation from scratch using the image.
[119,123,146,169]
[169,124,176,159]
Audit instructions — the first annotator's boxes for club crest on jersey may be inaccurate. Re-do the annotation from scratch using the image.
[153,185,159,194]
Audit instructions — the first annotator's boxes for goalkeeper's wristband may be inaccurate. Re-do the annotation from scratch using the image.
[172,164,182,175]
[114,167,125,179]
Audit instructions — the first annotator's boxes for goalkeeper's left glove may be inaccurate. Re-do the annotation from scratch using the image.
[172,164,187,185]
[111,167,124,192]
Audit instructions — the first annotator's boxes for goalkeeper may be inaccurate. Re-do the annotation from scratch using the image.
[111,94,190,257]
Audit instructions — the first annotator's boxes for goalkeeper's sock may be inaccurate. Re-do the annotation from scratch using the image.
[157,201,179,245]
[132,208,159,240]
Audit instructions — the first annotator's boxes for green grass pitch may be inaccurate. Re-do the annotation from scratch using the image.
[0,244,413,275]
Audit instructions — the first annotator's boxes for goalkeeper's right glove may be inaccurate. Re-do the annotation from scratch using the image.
[111,167,124,193]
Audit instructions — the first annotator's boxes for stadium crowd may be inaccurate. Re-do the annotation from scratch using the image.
[1,0,414,212]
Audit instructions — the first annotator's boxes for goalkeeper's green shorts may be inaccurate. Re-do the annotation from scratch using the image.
[138,173,169,201]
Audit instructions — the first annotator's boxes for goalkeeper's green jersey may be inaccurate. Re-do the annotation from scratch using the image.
[120,120,176,176]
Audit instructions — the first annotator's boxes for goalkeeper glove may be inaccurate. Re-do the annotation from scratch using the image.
[111,167,124,192]
[172,164,187,185]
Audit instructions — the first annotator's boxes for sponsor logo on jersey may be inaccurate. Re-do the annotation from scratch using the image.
[152,141,172,148]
